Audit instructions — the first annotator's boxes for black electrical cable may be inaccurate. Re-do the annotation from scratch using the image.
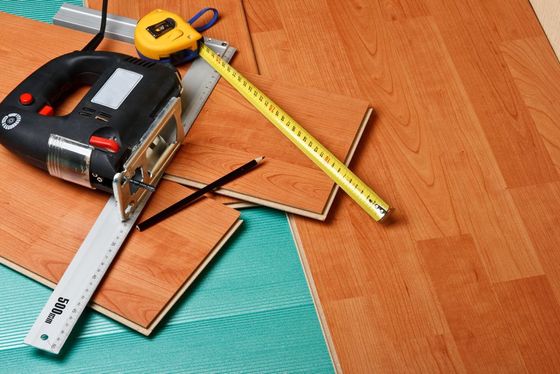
[82,0,109,51]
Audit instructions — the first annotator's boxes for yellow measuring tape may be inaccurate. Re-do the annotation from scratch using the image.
[198,44,391,222]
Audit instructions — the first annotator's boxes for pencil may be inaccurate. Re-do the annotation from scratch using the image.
[136,156,265,231]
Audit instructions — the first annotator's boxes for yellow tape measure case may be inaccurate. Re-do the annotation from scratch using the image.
[135,9,202,61]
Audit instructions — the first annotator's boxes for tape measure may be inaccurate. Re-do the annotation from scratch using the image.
[197,44,391,221]
[135,8,217,65]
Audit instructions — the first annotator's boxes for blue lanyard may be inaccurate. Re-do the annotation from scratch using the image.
[188,7,219,32]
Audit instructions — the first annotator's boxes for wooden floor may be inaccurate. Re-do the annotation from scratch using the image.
[91,0,560,371]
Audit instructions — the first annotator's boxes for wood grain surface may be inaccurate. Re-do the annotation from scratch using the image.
[93,0,560,371]
[0,13,241,333]
[245,0,560,371]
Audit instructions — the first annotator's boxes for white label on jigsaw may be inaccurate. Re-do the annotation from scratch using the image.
[91,68,142,109]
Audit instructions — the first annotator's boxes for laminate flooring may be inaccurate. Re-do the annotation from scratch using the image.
[91,0,560,371]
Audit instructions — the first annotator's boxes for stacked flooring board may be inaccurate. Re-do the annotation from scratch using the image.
[165,73,371,219]
[0,13,243,334]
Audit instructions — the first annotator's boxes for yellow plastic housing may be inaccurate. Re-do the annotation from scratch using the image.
[134,9,202,60]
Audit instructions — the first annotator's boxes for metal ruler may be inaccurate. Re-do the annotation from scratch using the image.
[197,44,391,222]
[25,5,235,354]
[24,196,147,353]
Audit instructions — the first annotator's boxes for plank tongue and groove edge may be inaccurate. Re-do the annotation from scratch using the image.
[0,12,242,334]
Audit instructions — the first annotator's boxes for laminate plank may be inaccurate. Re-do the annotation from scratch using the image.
[88,0,258,73]
[323,297,465,373]
[500,36,560,175]
[494,276,560,372]
[378,16,541,281]
[165,74,370,219]
[245,0,560,371]
[509,182,560,303]
[418,235,526,372]
[0,13,242,333]
[440,150,542,282]
[424,0,559,188]
[0,148,241,332]
[247,0,362,96]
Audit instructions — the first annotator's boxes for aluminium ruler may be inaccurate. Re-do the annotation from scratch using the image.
[25,4,235,354]
[24,195,148,353]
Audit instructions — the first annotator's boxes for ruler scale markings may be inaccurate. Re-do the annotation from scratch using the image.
[24,196,143,354]
[199,44,391,221]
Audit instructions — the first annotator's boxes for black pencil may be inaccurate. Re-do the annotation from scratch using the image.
[136,156,265,231]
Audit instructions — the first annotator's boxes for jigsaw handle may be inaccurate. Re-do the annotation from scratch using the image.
[0,48,181,193]
[18,51,120,106]
[0,51,125,171]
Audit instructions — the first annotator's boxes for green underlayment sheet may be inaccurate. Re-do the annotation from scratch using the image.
[0,2,334,372]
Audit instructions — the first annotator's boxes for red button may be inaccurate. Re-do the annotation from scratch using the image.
[89,136,120,153]
[38,105,54,116]
[19,93,34,105]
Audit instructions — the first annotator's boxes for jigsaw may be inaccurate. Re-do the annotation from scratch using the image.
[0,0,184,220]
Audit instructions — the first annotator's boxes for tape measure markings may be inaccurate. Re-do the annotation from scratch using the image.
[198,44,391,221]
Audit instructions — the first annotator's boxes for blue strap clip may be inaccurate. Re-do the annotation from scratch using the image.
[188,7,219,33]
[168,7,219,64]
